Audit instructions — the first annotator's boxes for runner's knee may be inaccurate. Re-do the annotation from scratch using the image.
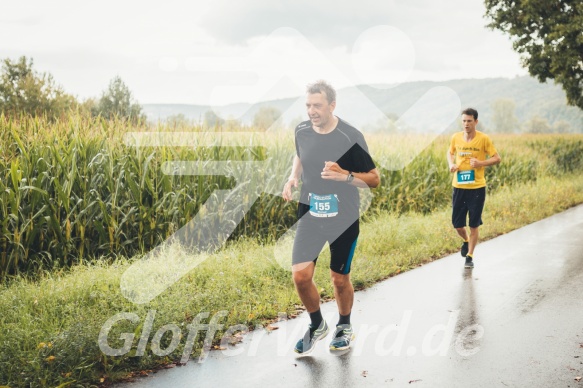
[331,272,351,289]
[293,270,313,287]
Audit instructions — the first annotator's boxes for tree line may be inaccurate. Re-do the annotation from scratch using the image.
[488,98,576,133]
[0,55,288,130]
[0,56,145,123]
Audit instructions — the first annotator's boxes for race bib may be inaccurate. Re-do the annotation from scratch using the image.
[309,193,339,218]
[457,170,475,185]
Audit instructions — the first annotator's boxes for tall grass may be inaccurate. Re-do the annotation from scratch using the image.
[1,114,582,277]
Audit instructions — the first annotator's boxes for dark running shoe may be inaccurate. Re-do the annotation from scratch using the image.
[294,320,329,355]
[461,241,469,257]
[465,255,474,268]
[329,324,355,353]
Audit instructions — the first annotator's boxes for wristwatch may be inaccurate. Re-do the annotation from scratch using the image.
[346,172,354,183]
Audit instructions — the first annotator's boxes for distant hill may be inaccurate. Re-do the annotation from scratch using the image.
[142,76,583,132]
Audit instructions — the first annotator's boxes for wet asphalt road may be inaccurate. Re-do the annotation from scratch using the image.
[118,205,583,387]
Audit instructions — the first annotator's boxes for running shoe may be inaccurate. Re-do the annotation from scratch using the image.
[465,255,474,268]
[329,324,355,352]
[294,320,329,355]
[461,241,469,257]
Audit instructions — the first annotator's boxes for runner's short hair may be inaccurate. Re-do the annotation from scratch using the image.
[306,80,336,104]
[461,108,478,120]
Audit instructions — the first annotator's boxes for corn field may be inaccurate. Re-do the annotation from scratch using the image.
[1,114,581,277]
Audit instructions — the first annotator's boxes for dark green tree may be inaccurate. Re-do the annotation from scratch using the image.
[0,56,76,118]
[485,0,583,110]
[94,76,144,122]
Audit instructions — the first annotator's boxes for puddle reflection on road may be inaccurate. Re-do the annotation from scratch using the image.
[454,269,483,357]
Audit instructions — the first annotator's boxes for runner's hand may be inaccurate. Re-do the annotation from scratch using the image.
[321,161,347,181]
[470,158,484,168]
[469,158,482,168]
[282,177,298,202]
[449,164,459,172]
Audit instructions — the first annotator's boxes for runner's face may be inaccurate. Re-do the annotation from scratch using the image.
[461,114,477,134]
[306,92,335,127]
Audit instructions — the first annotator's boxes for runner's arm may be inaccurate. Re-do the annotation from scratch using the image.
[321,162,380,188]
[282,155,302,202]
[350,168,380,188]
[470,153,501,168]
[447,151,458,172]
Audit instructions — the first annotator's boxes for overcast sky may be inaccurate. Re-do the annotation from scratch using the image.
[0,0,527,106]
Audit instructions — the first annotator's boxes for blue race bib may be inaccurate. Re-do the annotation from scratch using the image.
[457,170,475,185]
[309,193,339,218]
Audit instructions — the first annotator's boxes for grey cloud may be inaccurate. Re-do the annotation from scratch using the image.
[414,54,460,72]
[199,0,485,48]
[1,47,131,79]
[0,16,42,26]
[199,0,402,46]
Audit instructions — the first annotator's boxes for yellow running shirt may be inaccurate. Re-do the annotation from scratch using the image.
[449,131,498,189]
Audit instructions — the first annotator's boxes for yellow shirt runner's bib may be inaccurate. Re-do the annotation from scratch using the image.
[449,131,497,189]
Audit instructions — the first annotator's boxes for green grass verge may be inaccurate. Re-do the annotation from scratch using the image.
[1,174,583,387]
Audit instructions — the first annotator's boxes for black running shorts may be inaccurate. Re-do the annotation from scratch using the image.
[292,219,359,274]
[452,187,486,228]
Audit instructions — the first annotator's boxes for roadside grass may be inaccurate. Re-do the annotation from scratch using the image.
[1,174,583,386]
